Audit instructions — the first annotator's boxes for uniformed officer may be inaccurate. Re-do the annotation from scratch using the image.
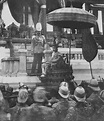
[31,22,46,76]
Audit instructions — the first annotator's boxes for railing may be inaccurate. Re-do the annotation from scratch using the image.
[59,48,104,61]
[26,48,104,75]
[1,47,104,76]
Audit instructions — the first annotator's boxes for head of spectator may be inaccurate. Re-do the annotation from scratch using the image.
[7,86,13,93]
[58,85,69,99]
[88,78,100,92]
[17,89,28,104]
[19,82,28,90]
[74,86,86,102]
[33,86,48,105]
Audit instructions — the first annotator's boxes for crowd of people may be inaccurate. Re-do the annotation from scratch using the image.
[0,77,104,121]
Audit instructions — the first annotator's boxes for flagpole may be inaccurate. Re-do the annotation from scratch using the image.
[89,62,94,79]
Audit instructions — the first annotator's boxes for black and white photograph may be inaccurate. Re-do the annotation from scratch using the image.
[0,0,104,121]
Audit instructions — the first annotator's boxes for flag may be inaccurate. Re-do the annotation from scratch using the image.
[82,29,98,62]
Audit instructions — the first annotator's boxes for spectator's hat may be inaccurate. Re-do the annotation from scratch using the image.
[33,86,47,102]
[36,22,42,31]
[58,86,69,98]
[17,89,28,103]
[99,90,104,102]
[74,86,86,102]
[88,78,100,92]
[59,81,69,88]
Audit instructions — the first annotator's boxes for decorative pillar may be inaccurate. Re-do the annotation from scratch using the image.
[93,9,99,34]
[25,5,28,25]
[1,58,9,75]
[1,57,20,76]
[39,4,46,37]
[102,10,104,35]
[11,58,19,76]
[0,48,10,76]
[8,58,13,75]
[17,49,27,76]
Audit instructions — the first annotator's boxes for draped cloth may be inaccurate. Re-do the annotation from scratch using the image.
[82,29,98,62]
[7,0,63,30]
[7,0,25,23]
[7,0,40,24]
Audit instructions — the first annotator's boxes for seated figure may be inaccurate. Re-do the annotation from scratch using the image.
[45,41,70,75]
[41,35,74,85]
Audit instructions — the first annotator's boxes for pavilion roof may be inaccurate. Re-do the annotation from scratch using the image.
[67,0,104,4]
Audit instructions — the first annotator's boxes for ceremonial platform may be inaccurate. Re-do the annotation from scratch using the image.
[0,48,104,88]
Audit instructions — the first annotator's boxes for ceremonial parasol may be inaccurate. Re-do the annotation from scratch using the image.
[46,7,96,29]
[47,7,97,79]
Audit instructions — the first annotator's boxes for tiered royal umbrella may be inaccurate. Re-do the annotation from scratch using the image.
[46,7,96,29]
[47,7,97,78]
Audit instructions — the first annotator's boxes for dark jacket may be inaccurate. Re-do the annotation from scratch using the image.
[53,98,75,121]
[87,92,103,112]
[64,100,94,121]
[30,103,57,121]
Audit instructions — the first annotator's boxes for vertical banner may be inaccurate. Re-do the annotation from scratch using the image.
[82,29,98,62]
[82,28,98,78]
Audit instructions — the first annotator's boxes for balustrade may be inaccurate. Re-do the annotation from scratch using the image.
[1,47,104,76]
[59,48,104,61]
[1,57,19,76]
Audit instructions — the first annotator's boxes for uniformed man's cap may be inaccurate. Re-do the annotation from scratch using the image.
[88,79,100,92]
[74,86,86,102]
[36,22,42,31]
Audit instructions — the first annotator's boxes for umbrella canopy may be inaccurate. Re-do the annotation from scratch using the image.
[46,7,96,29]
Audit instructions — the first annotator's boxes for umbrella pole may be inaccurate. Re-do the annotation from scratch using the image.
[68,34,71,65]
[69,36,71,65]
[89,62,94,79]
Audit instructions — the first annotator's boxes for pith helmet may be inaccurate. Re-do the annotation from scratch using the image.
[74,86,86,102]
[88,78,100,92]
[58,86,69,98]
[36,22,42,31]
